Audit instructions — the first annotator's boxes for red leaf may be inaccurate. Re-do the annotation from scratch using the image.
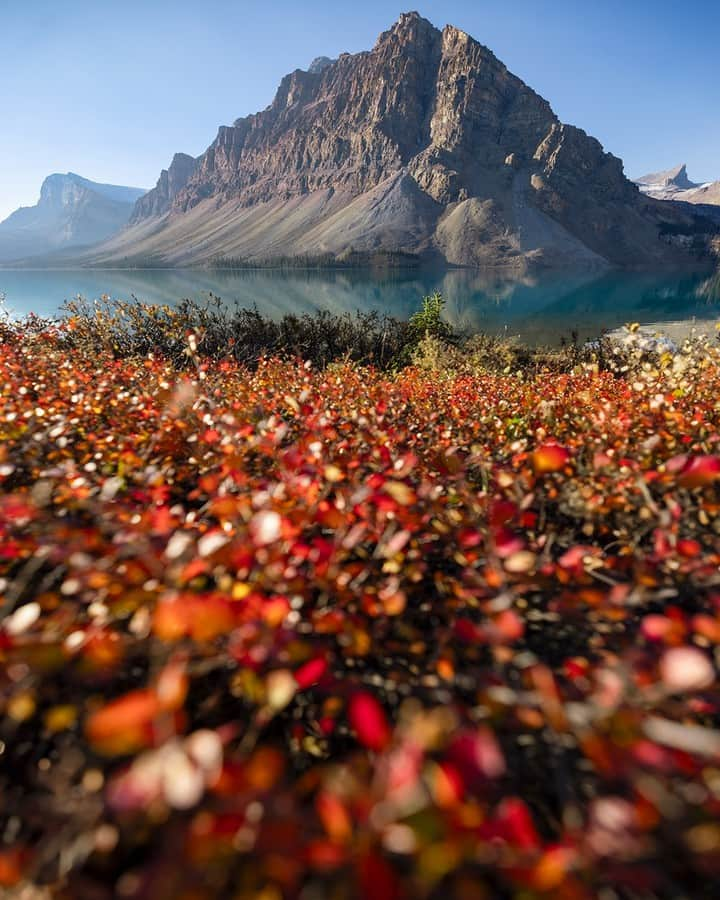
[497,797,541,850]
[348,692,392,752]
[295,656,329,690]
[678,455,720,488]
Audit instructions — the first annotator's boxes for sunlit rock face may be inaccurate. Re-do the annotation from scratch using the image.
[83,12,715,269]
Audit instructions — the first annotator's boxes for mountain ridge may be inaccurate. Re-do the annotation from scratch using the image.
[32,13,720,269]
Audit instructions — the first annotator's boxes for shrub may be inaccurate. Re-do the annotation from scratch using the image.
[2,325,720,896]
[59,295,417,371]
[48,292,720,384]
[58,292,466,373]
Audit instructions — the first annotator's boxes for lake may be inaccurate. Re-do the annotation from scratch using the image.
[1,266,719,345]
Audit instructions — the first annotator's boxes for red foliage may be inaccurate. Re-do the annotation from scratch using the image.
[1,327,719,897]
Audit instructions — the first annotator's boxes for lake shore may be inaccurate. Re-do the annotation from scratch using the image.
[1,265,719,346]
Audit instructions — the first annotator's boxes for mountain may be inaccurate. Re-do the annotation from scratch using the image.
[636,164,720,206]
[130,153,198,222]
[636,164,699,194]
[687,183,720,206]
[307,57,336,74]
[0,173,147,263]
[77,13,716,270]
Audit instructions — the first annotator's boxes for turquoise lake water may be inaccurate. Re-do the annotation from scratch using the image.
[1,267,718,345]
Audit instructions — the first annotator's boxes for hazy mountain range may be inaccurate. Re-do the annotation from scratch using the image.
[1,12,718,270]
[0,173,146,263]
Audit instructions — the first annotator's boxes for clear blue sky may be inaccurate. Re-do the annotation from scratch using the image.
[1,0,718,221]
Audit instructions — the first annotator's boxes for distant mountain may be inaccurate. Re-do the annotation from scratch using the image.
[0,173,147,263]
[636,164,720,206]
[636,164,699,194]
[688,183,720,206]
[52,14,720,269]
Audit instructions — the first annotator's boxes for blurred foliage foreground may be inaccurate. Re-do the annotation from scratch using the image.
[0,299,720,898]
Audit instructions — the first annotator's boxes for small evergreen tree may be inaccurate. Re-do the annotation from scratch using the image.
[409,292,454,341]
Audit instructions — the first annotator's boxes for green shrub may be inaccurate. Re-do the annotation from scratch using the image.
[408,291,454,342]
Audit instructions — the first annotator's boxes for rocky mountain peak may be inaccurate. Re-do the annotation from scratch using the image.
[393,11,435,32]
[307,56,334,74]
[636,163,699,190]
[635,163,720,208]
[84,13,716,270]
[376,11,439,48]
[38,172,112,210]
[441,23,471,44]
[169,152,194,168]
[39,173,80,208]
[669,164,693,188]
[35,173,147,210]
[129,153,198,223]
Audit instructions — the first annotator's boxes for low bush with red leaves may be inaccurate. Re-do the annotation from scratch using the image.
[1,313,719,899]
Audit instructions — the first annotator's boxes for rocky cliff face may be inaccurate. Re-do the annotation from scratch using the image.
[130,153,198,222]
[82,12,715,269]
[0,173,146,264]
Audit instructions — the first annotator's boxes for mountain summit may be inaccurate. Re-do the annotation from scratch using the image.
[636,164,699,192]
[635,164,720,207]
[130,154,198,222]
[84,12,711,269]
[0,173,146,263]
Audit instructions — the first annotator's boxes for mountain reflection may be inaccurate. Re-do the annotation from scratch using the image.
[1,266,718,345]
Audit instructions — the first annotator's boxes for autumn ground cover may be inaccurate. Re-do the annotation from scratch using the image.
[1,309,720,899]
